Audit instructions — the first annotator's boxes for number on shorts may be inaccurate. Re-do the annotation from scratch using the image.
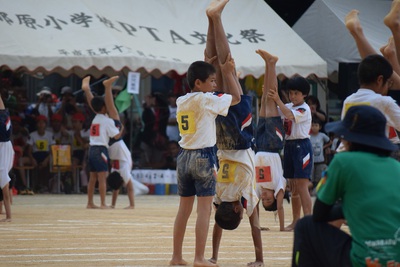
[217,161,236,183]
[256,166,272,183]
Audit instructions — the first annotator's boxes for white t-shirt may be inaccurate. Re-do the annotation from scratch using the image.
[177,92,232,149]
[109,139,131,161]
[341,88,400,144]
[27,130,54,153]
[279,102,311,140]
[89,114,119,147]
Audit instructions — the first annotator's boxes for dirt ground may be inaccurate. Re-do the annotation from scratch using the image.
[0,193,295,267]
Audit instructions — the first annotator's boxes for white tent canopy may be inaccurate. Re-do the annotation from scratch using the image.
[0,0,327,79]
[293,0,392,81]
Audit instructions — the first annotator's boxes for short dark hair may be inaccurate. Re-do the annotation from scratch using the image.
[215,202,241,230]
[286,76,310,96]
[107,171,124,190]
[358,54,393,85]
[91,96,105,113]
[186,61,216,90]
[312,116,323,126]
[263,199,277,212]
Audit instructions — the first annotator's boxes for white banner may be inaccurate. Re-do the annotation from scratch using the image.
[0,0,327,78]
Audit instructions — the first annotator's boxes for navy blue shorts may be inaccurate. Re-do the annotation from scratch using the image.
[176,147,217,197]
[283,139,313,179]
[33,151,49,164]
[88,146,109,172]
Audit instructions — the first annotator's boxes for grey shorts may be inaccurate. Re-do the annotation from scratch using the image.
[176,147,217,197]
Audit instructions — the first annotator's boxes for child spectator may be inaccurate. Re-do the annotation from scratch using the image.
[68,112,89,192]
[254,49,288,232]
[309,116,331,194]
[268,76,313,230]
[81,77,123,209]
[50,114,72,145]
[0,93,14,222]
[26,115,54,192]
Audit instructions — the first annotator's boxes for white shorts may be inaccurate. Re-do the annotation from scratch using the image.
[0,141,14,189]
[111,158,133,184]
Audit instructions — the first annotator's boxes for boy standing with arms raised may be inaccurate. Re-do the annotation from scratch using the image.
[170,59,237,267]
[82,77,123,209]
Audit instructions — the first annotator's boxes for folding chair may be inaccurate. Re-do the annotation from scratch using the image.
[50,145,72,193]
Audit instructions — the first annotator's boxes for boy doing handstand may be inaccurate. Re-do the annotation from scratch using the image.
[254,49,288,232]
[204,1,263,266]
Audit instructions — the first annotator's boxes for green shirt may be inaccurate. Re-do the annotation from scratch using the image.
[318,151,400,266]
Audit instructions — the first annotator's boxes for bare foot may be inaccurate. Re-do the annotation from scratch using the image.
[0,218,12,222]
[100,205,111,209]
[102,76,119,91]
[384,0,400,30]
[208,258,217,264]
[206,0,229,19]
[260,227,270,231]
[284,225,295,231]
[82,76,91,91]
[193,259,218,267]
[169,259,188,266]
[284,221,297,231]
[256,49,278,64]
[345,10,363,36]
[124,205,135,209]
[247,261,264,267]
[86,203,99,209]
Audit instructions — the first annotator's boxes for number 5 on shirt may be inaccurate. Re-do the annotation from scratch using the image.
[177,111,195,134]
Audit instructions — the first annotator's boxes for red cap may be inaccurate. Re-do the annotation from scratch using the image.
[36,115,48,122]
[72,113,85,122]
[51,113,63,122]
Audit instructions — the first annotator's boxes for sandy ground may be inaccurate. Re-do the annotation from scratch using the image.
[0,193,295,267]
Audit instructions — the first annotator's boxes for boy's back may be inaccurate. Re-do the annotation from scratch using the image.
[89,113,119,147]
[177,92,231,149]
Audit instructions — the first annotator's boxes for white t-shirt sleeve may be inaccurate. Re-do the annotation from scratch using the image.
[207,93,232,117]
[106,118,120,138]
